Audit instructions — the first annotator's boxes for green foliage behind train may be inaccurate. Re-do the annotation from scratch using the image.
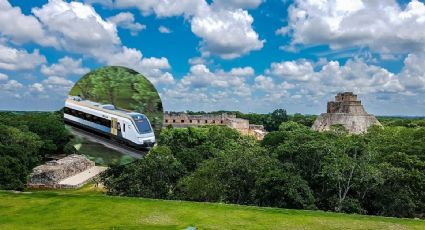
[69,66,163,135]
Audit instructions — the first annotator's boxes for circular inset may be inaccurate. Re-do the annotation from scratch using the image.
[64,66,163,165]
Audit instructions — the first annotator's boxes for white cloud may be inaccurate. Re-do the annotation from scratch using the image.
[229,67,255,76]
[0,44,46,70]
[115,0,264,59]
[161,64,256,111]
[140,57,170,69]
[115,0,206,17]
[188,56,213,66]
[107,12,146,36]
[101,46,174,85]
[261,58,406,104]
[180,64,251,89]
[32,0,173,86]
[212,0,264,9]
[281,0,425,56]
[398,53,425,92]
[0,79,23,91]
[266,59,315,81]
[42,76,74,86]
[32,0,120,55]
[41,56,89,77]
[84,0,114,8]
[191,8,264,59]
[0,0,58,47]
[158,26,172,34]
[0,72,8,81]
[29,83,44,93]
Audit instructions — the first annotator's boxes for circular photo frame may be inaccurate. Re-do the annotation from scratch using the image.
[64,66,163,165]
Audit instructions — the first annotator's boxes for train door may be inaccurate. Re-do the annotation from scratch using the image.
[121,121,126,139]
[111,118,118,135]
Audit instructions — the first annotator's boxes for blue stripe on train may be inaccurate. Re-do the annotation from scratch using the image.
[65,115,111,133]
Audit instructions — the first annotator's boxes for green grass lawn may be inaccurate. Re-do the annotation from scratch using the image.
[1,185,423,230]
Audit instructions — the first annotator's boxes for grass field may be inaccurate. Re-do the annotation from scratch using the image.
[0,185,423,230]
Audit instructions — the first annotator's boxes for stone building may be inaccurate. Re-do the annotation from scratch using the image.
[163,112,266,140]
[312,92,381,134]
[28,154,105,189]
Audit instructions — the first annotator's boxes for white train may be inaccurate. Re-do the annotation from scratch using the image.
[64,96,156,149]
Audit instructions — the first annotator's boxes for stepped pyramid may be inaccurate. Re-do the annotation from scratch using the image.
[312,92,381,134]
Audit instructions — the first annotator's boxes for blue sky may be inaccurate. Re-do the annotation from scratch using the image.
[1,0,425,115]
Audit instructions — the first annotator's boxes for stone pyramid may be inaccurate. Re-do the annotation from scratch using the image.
[312,92,381,134]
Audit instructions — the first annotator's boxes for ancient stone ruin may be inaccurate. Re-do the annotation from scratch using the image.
[28,154,96,188]
[312,92,381,134]
[163,113,266,140]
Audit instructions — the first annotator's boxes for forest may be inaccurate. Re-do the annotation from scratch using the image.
[102,112,425,218]
[0,110,424,218]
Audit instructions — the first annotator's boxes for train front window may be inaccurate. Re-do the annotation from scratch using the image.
[131,115,152,134]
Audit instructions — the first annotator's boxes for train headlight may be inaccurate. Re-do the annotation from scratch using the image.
[139,137,154,144]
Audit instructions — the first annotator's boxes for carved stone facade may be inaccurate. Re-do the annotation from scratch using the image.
[312,92,381,134]
[163,113,266,140]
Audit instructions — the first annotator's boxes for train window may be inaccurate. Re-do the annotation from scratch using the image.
[123,123,126,132]
[104,119,108,127]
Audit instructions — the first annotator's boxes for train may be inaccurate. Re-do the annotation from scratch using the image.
[64,96,156,149]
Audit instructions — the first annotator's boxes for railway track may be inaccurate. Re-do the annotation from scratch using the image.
[68,125,148,159]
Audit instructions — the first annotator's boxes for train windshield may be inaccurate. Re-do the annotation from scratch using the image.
[131,115,152,134]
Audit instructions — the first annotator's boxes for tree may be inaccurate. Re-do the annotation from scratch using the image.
[158,126,241,172]
[131,75,162,113]
[0,124,43,190]
[321,136,383,213]
[279,121,309,132]
[291,113,316,127]
[176,137,270,204]
[74,72,94,98]
[264,109,289,131]
[21,112,71,155]
[101,146,185,198]
[91,67,129,105]
[254,165,316,209]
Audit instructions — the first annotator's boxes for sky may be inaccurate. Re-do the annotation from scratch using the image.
[0,0,425,116]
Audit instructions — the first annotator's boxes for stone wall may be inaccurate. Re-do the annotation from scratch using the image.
[28,154,94,187]
[163,112,266,140]
[163,113,230,128]
[312,114,381,134]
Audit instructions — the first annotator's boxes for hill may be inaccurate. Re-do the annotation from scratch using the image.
[1,186,423,230]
